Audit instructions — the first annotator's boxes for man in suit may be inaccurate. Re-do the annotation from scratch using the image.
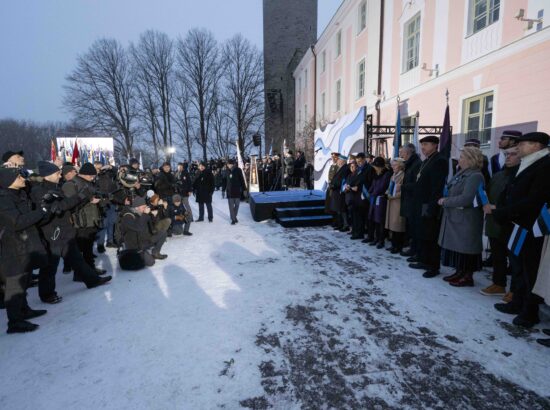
[192,162,215,222]
[487,132,550,328]
[489,130,522,176]
[408,136,449,278]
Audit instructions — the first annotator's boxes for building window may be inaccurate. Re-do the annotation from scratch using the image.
[336,30,342,57]
[470,0,500,34]
[537,9,544,31]
[357,59,365,99]
[358,1,367,34]
[336,80,341,112]
[322,50,326,72]
[403,13,421,72]
[321,92,326,119]
[463,92,494,146]
[401,116,414,144]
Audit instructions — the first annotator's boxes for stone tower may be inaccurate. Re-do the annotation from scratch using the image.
[263,0,317,154]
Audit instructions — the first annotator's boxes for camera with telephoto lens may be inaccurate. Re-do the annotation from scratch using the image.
[41,191,63,216]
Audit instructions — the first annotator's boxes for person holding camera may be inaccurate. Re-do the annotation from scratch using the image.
[119,196,167,269]
[0,168,49,334]
[175,162,194,225]
[94,161,119,252]
[169,194,191,236]
[62,163,106,276]
[30,162,111,302]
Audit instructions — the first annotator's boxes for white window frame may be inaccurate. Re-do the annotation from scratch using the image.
[357,1,367,35]
[356,58,366,99]
[462,91,494,146]
[468,0,500,35]
[336,30,342,58]
[402,13,421,73]
[335,79,342,112]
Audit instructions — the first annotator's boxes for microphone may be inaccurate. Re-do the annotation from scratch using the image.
[314,147,323,153]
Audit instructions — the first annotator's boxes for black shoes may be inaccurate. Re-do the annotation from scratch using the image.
[22,308,47,320]
[208,219,213,223]
[97,244,106,254]
[231,221,236,225]
[543,329,550,336]
[196,218,204,222]
[41,295,63,304]
[235,218,239,223]
[95,268,107,275]
[409,262,428,270]
[494,303,521,315]
[512,315,540,328]
[7,320,39,334]
[152,252,168,260]
[422,270,440,278]
[87,276,112,289]
[400,249,415,257]
[406,256,418,263]
[183,232,193,236]
[536,338,550,348]
[106,242,118,248]
[376,242,385,249]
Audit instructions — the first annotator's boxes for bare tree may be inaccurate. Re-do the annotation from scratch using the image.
[173,81,195,161]
[208,102,232,158]
[63,38,136,157]
[130,30,175,161]
[177,28,221,162]
[221,34,264,156]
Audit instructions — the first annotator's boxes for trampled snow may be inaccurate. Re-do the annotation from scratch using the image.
[0,193,549,409]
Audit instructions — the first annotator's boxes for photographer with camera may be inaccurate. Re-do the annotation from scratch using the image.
[118,196,168,269]
[0,168,49,334]
[175,162,194,225]
[62,163,106,276]
[94,161,119,252]
[30,162,111,302]
[169,194,192,236]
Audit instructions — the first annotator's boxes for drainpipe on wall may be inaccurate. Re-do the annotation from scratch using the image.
[376,0,385,127]
[310,44,317,162]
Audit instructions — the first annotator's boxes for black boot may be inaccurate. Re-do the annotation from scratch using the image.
[87,276,112,289]
[97,244,106,254]
[22,308,48,320]
[7,320,39,334]
[152,252,167,260]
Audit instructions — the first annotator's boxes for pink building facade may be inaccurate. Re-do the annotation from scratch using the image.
[294,0,550,158]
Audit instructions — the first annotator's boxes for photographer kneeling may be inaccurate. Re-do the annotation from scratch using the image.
[119,196,168,270]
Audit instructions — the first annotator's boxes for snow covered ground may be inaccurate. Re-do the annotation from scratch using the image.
[1,192,549,409]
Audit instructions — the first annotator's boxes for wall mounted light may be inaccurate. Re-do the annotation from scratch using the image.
[421,63,439,77]
[515,8,543,30]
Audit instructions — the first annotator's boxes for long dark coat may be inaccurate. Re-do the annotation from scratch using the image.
[412,151,449,241]
[226,167,247,199]
[328,164,349,213]
[0,188,48,277]
[155,170,176,199]
[193,169,215,203]
[400,153,421,218]
[344,171,363,209]
[324,162,340,213]
[368,169,391,224]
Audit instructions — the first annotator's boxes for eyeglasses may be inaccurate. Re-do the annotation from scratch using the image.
[503,152,518,157]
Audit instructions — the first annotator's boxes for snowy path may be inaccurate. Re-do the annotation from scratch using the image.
[0,193,549,409]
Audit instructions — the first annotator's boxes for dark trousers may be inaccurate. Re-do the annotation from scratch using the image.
[420,239,441,272]
[76,228,98,269]
[150,231,167,254]
[390,231,404,250]
[40,240,101,294]
[405,218,418,255]
[198,201,213,221]
[4,273,30,325]
[489,237,508,287]
[374,222,385,244]
[351,207,365,238]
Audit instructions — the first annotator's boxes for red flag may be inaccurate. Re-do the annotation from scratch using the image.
[50,139,57,161]
[71,140,80,165]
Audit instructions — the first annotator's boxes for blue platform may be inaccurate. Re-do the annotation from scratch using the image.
[249,190,328,227]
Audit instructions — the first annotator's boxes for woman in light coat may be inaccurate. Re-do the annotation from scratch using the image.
[385,158,406,253]
[437,147,485,287]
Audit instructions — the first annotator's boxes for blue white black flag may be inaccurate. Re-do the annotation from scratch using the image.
[508,223,528,257]
[361,185,369,200]
[533,203,550,238]
[322,181,328,192]
[388,180,396,197]
[472,182,489,208]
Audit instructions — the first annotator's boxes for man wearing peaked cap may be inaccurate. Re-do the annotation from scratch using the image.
[2,150,24,168]
[419,135,439,144]
[490,130,522,176]
[488,130,550,328]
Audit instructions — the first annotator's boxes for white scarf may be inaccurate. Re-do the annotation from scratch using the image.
[516,148,549,176]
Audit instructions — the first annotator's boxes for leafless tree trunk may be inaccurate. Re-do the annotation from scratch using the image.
[221,34,264,156]
[63,38,136,157]
[208,103,232,158]
[131,30,175,161]
[173,82,194,161]
[177,28,221,162]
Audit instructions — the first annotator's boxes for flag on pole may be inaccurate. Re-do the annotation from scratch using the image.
[393,109,402,159]
[283,139,289,155]
[533,203,550,238]
[50,139,57,161]
[439,104,453,182]
[412,113,421,157]
[322,181,328,192]
[388,180,397,197]
[508,223,528,257]
[269,145,273,156]
[472,182,489,208]
[71,140,80,165]
[236,139,247,187]
[139,152,144,170]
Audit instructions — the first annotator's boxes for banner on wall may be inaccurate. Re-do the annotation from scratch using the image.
[56,137,115,166]
[313,106,365,190]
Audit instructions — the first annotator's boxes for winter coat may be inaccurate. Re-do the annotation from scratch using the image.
[169,202,187,226]
[400,153,421,218]
[324,162,340,213]
[0,188,48,277]
[484,166,517,239]
[62,176,102,230]
[368,169,391,224]
[385,170,406,233]
[226,167,247,199]
[533,236,550,302]
[29,180,85,254]
[438,168,484,255]
[155,170,176,199]
[175,170,193,197]
[344,171,363,209]
[120,208,155,251]
[193,169,215,203]
[328,164,349,213]
[412,151,449,241]
[284,156,295,176]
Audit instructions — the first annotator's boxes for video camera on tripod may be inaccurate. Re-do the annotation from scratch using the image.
[118,169,154,189]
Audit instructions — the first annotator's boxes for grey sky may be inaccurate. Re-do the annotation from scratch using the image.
[0,0,342,123]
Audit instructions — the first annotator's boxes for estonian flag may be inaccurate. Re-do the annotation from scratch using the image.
[533,203,550,238]
[443,184,449,198]
[508,223,528,257]
[472,182,489,208]
[322,181,328,192]
[361,185,369,200]
[388,180,396,197]
[340,179,347,193]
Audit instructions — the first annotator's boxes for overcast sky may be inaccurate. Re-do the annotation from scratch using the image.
[0,0,342,123]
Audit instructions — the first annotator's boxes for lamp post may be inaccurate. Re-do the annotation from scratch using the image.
[166,146,176,168]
